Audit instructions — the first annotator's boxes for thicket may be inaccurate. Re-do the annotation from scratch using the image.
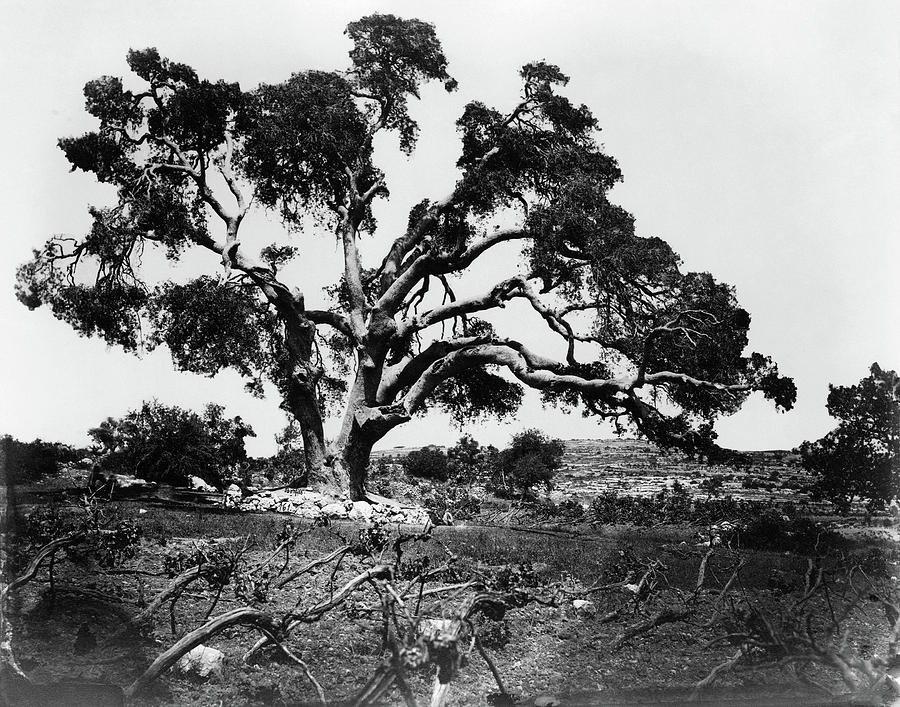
[245,420,307,487]
[89,401,254,489]
[400,445,449,481]
[0,436,87,484]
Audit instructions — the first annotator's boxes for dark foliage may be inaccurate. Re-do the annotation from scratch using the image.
[16,13,796,491]
[799,363,899,512]
[1,436,86,484]
[401,445,448,481]
[494,429,565,497]
[447,434,499,486]
[89,401,254,488]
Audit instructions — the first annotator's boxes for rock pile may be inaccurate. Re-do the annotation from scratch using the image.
[238,488,430,524]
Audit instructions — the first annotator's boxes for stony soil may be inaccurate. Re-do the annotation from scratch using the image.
[4,504,898,706]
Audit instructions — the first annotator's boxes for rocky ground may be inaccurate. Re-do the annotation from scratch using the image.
[236,487,431,524]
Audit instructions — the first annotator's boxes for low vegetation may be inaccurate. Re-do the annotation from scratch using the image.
[2,497,898,706]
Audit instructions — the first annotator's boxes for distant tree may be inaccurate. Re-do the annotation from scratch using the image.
[17,14,795,500]
[401,446,448,481]
[495,429,565,498]
[447,434,498,486]
[799,363,899,512]
[89,401,254,488]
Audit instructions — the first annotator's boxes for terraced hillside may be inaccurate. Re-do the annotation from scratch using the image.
[374,438,815,505]
[551,438,811,503]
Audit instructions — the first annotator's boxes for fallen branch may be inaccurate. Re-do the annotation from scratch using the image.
[611,607,691,650]
[108,565,203,641]
[124,607,281,698]
[475,637,507,697]
[0,532,85,604]
[276,545,351,589]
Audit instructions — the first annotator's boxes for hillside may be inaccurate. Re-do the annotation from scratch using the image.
[374,437,815,504]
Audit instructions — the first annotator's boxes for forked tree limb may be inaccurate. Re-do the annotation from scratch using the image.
[611,607,691,651]
[124,607,281,699]
[0,532,85,605]
[108,565,203,641]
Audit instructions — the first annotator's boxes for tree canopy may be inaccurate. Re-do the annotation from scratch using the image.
[16,13,795,500]
[799,363,899,512]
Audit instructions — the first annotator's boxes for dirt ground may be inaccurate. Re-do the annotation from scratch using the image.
[4,500,898,706]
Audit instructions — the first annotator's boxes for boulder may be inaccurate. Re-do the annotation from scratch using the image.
[189,476,217,493]
[176,645,224,680]
[223,484,243,509]
[321,502,346,517]
[418,618,452,638]
[349,501,374,520]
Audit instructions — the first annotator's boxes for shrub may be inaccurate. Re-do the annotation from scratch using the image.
[473,616,511,649]
[401,446,448,481]
[699,474,726,497]
[0,436,85,484]
[420,486,481,522]
[89,400,254,488]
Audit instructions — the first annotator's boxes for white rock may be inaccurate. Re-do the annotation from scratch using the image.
[176,644,224,680]
[418,618,452,637]
[572,599,597,616]
[226,484,242,496]
[349,501,374,520]
[109,474,157,492]
[321,502,346,517]
[189,476,217,493]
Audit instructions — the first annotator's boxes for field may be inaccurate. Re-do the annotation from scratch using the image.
[2,441,899,706]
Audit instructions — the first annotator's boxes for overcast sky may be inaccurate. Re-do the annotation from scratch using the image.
[1,0,897,456]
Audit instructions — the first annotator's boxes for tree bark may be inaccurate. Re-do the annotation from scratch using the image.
[342,424,375,502]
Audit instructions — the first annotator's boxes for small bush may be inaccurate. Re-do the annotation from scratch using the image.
[447,435,498,486]
[421,486,481,522]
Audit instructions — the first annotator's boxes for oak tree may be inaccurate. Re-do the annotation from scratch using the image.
[17,14,795,500]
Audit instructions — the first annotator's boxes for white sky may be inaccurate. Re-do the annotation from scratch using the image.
[1,0,898,456]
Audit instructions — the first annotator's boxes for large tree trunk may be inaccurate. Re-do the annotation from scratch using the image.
[342,424,375,502]
[277,306,349,493]
[282,380,348,495]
